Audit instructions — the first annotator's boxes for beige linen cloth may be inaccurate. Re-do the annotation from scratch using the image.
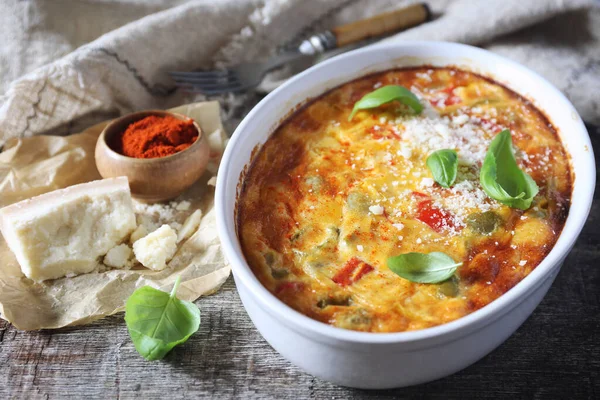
[1,0,599,144]
[0,0,598,329]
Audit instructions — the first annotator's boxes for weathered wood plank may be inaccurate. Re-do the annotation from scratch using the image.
[1,125,599,400]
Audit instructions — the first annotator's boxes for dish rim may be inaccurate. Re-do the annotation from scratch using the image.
[215,41,596,344]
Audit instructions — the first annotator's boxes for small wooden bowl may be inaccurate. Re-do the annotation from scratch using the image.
[95,110,210,203]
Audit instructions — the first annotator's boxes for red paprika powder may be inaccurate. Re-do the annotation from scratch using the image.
[114,115,198,159]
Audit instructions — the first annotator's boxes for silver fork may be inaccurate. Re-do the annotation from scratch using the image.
[169,48,327,95]
[169,3,430,95]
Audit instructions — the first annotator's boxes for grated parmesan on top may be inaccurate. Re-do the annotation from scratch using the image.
[400,103,496,166]
[337,100,518,237]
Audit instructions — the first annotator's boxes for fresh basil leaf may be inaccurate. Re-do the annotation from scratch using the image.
[348,85,423,121]
[426,149,458,188]
[125,276,200,361]
[387,252,462,284]
[480,129,539,210]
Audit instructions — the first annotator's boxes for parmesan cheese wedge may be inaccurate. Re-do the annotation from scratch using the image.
[0,177,137,281]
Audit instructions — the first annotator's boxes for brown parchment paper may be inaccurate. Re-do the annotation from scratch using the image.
[0,101,231,330]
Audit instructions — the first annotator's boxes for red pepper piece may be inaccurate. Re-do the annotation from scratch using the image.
[443,96,461,106]
[332,257,375,287]
[417,200,458,233]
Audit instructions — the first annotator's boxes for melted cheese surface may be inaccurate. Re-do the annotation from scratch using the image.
[237,67,572,333]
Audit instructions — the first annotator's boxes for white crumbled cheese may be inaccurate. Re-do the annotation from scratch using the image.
[379,117,387,124]
[130,225,148,243]
[373,82,382,88]
[133,225,178,271]
[169,222,183,231]
[402,103,492,166]
[392,223,405,231]
[398,236,404,241]
[369,205,384,215]
[434,123,450,138]
[398,144,412,159]
[0,177,136,282]
[420,178,434,188]
[519,260,527,266]
[521,215,528,220]
[452,114,469,125]
[416,238,422,244]
[175,200,191,211]
[177,209,203,243]
[103,244,133,269]
[356,245,364,252]
[134,201,178,233]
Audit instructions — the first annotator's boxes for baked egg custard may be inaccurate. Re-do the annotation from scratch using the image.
[237,67,572,333]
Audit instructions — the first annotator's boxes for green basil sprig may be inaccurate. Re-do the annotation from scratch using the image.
[388,252,462,284]
[480,129,539,210]
[348,85,423,121]
[125,276,200,360]
[426,149,458,188]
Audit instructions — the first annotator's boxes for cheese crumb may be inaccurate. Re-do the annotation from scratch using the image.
[174,200,191,211]
[392,223,405,230]
[519,260,527,266]
[434,123,450,138]
[369,205,384,215]
[420,178,434,187]
[130,225,148,244]
[356,245,364,252]
[177,209,203,243]
[452,114,469,125]
[133,225,178,271]
[103,244,133,269]
[416,238,422,244]
[398,144,412,159]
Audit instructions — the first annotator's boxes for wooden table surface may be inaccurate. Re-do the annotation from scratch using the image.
[1,125,599,399]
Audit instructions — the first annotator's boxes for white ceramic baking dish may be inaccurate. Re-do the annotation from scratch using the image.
[215,41,595,389]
